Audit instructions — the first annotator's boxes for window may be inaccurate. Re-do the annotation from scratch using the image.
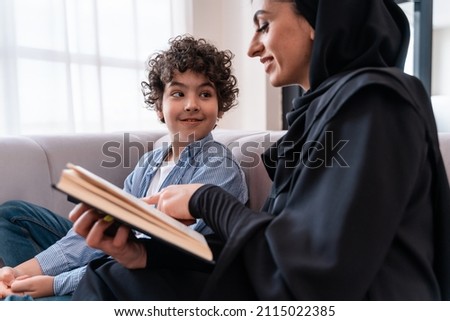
[396,0,433,95]
[0,0,189,135]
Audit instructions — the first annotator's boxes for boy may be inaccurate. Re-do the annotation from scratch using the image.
[0,35,247,300]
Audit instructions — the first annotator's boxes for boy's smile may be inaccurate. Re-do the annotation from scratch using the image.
[180,117,204,123]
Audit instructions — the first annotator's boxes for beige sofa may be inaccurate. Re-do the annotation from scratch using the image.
[1,129,450,219]
[0,129,285,218]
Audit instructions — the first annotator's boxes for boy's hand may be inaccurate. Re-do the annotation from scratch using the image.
[0,267,16,299]
[1,267,54,299]
[9,275,54,298]
[0,279,12,299]
[0,266,17,287]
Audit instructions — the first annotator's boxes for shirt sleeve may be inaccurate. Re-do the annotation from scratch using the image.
[53,265,88,296]
[123,161,138,194]
[35,228,104,276]
[189,145,248,205]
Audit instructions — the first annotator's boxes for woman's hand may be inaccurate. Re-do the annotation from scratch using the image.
[144,184,204,225]
[69,203,147,269]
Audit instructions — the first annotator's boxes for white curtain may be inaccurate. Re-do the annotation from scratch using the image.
[0,0,191,135]
[397,2,414,77]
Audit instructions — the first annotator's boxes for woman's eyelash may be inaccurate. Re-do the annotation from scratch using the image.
[256,23,269,33]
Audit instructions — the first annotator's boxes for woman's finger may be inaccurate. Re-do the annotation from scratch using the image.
[72,208,102,238]
[68,202,93,222]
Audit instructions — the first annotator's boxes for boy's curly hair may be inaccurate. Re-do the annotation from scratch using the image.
[141,35,238,117]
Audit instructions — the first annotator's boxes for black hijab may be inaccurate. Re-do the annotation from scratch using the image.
[294,0,410,90]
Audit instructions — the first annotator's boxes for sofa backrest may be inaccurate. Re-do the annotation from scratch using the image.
[0,131,167,217]
[439,133,450,179]
[224,131,284,210]
[1,130,450,219]
[0,129,283,218]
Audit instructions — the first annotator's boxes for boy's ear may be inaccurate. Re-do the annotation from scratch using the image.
[156,110,165,122]
[217,111,224,119]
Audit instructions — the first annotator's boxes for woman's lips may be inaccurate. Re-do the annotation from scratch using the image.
[260,56,274,73]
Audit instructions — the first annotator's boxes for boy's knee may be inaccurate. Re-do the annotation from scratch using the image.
[1,200,29,207]
[0,200,34,218]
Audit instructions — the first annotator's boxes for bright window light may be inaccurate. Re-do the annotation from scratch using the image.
[0,0,185,135]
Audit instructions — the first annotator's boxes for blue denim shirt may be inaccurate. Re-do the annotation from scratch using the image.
[35,133,248,295]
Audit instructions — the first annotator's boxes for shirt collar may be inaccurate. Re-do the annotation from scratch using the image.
[155,132,215,165]
[179,132,214,161]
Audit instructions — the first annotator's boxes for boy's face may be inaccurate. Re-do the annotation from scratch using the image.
[159,70,221,145]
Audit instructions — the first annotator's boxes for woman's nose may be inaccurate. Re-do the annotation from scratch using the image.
[247,35,263,58]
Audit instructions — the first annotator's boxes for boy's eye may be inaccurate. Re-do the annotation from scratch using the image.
[171,91,184,98]
[200,91,213,98]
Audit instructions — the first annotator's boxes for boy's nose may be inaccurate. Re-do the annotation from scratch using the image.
[184,99,200,112]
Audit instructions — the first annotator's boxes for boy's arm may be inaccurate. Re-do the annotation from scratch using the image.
[0,258,45,298]
[13,258,43,277]
[0,258,43,289]
[35,228,104,276]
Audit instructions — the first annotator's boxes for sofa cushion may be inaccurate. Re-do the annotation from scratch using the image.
[227,131,284,211]
[0,136,53,211]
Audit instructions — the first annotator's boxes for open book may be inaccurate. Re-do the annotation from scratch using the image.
[55,163,213,262]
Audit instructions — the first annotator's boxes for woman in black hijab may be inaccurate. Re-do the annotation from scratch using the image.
[71,0,450,300]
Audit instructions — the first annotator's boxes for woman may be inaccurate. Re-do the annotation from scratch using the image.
[70,0,450,300]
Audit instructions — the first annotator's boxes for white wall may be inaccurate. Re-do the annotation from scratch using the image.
[190,0,282,131]
[431,26,450,132]
[432,27,450,97]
